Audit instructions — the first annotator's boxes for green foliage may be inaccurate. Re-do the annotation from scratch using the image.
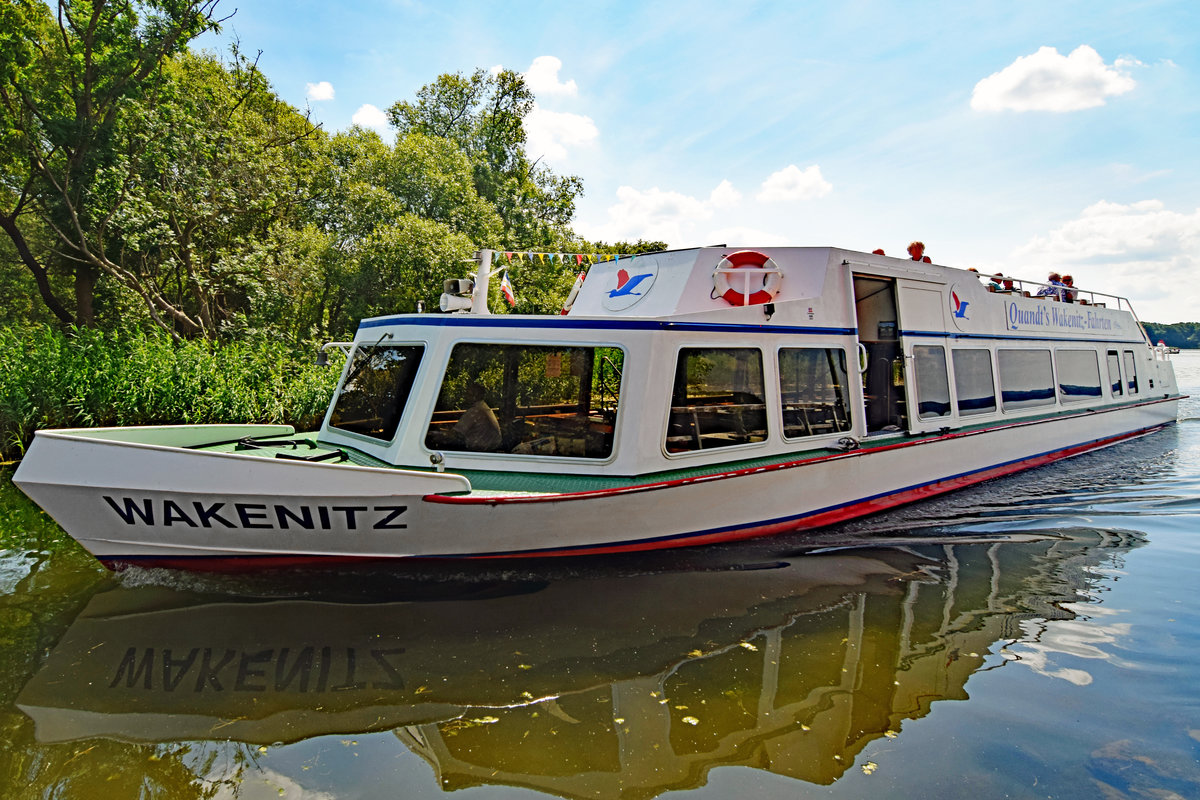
[1142,322,1200,349]
[0,326,338,459]
[0,4,675,450]
[388,68,584,250]
[0,0,226,330]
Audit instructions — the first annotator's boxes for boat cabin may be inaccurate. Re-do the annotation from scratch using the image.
[316,247,1178,478]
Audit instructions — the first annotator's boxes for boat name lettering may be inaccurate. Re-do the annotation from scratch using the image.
[108,645,407,693]
[101,496,408,530]
[1006,303,1116,333]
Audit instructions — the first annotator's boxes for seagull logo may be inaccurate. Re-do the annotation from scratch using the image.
[608,268,654,298]
[950,290,969,319]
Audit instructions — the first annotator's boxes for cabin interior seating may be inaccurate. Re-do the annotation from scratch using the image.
[427,403,615,458]
[422,342,622,460]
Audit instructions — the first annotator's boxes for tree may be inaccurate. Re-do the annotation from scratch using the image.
[95,47,323,338]
[387,68,583,250]
[0,0,225,331]
[297,125,499,338]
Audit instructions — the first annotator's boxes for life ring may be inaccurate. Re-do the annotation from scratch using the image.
[713,250,782,306]
[560,271,586,315]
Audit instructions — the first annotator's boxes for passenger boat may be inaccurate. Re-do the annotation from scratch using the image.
[13,247,1182,569]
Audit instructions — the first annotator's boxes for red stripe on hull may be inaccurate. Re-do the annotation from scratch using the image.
[423,397,1178,508]
[468,424,1164,558]
[97,423,1166,569]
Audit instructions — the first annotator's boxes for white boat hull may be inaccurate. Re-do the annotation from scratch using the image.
[13,400,1177,568]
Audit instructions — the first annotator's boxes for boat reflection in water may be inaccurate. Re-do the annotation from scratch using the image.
[19,530,1140,795]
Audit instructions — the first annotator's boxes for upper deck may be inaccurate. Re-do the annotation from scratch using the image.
[563,246,1145,345]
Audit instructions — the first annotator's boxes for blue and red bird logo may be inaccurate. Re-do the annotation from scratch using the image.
[950,290,969,320]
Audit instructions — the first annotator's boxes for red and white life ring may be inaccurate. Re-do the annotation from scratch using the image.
[713,250,782,306]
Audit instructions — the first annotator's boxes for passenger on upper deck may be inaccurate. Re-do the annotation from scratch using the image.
[1062,274,1077,303]
[1036,272,1065,300]
[907,241,932,263]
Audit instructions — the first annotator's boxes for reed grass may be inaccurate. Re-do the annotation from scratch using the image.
[0,326,339,460]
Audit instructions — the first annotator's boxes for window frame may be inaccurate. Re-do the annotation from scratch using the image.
[1107,350,1123,397]
[951,348,998,417]
[664,346,769,457]
[1054,348,1103,404]
[327,342,427,444]
[1122,350,1139,395]
[997,348,1057,411]
[777,346,853,441]
[912,344,952,420]
[423,339,626,461]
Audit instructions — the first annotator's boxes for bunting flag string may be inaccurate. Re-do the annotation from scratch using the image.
[489,250,641,266]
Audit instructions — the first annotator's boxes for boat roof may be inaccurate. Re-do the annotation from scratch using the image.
[356,246,1146,345]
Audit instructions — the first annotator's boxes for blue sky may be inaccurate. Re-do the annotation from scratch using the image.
[196,0,1199,322]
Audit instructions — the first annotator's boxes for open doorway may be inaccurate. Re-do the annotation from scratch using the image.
[853,275,907,433]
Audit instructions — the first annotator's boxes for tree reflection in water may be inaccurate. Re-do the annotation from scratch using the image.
[12,529,1144,799]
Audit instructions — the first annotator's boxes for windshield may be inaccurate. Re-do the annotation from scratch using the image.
[329,344,424,441]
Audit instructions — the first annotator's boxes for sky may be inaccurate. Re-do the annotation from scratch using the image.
[194,0,1200,322]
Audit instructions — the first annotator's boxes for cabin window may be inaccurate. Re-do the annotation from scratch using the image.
[425,343,622,458]
[778,348,852,439]
[913,345,951,419]
[998,349,1056,410]
[329,344,425,441]
[1123,350,1139,395]
[1107,351,1123,396]
[1055,350,1102,402]
[667,348,766,452]
[952,349,996,415]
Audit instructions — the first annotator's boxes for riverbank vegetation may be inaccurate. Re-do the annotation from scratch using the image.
[0,327,337,460]
[1141,323,1200,350]
[0,0,663,456]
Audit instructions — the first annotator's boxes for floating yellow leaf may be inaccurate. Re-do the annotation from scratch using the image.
[862,761,878,775]
[739,641,758,651]
[681,716,700,726]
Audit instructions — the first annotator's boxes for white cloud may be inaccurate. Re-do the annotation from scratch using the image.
[583,180,766,245]
[524,56,578,97]
[757,164,832,203]
[708,179,742,208]
[305,81,335,101]
[1013,199,1200,321]
[524,105,598,161]
[351,103,389,133]
[207,765,334,800]
[971,45,1136,112]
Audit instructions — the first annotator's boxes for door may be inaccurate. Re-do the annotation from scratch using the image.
[853,275,907,433]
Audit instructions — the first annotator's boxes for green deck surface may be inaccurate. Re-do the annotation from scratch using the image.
[194,397,1165,496]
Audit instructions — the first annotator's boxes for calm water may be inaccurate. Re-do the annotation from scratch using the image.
[2,355,1200,799]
